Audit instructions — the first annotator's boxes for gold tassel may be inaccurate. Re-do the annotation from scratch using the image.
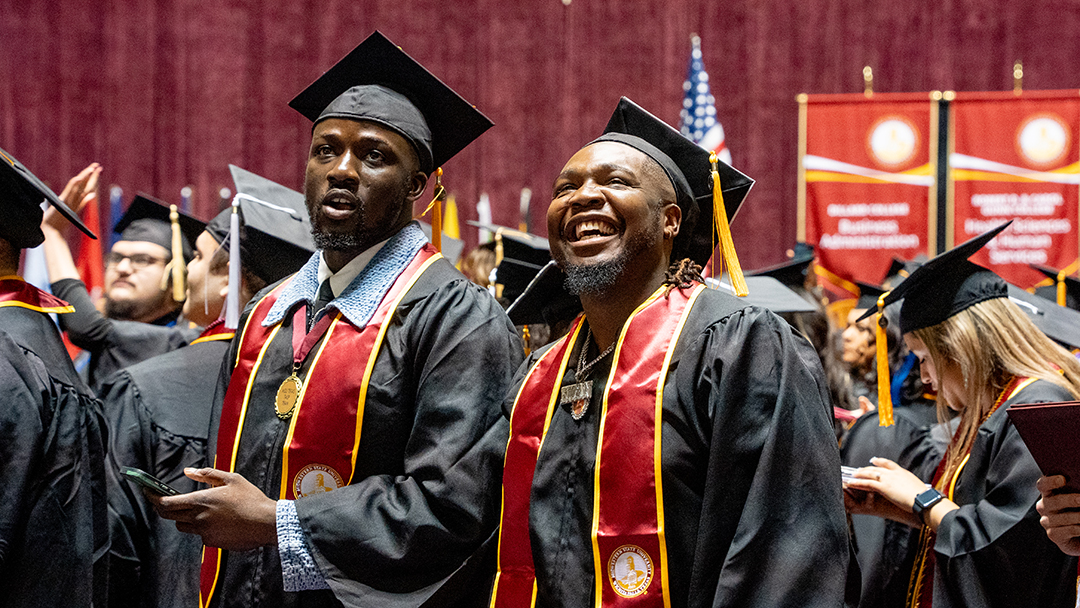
[522,325,531,357]
[169,204,186,302]
[1057,269,1067,307]
[493,228,505,300]
[875,293,894,427]
[709,153,747,296]
[419,167,445,252]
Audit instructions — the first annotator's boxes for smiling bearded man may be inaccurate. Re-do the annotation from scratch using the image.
[150,31,523,608]
[488,98,852,608]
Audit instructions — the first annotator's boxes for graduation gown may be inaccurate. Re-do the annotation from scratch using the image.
[507,287,850,608]
[52,278,201,392]
[0,288,108,607]
[925,379,1078,608]
[101,324,234,608]
[207,257,523,608]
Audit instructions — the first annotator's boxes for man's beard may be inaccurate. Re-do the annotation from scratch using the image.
[105,290,173,322]
[310,203,369,252]
[561,220,660,297]
[562,255,628,297]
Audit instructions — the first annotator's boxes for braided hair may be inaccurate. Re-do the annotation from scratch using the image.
[661,258,704,296]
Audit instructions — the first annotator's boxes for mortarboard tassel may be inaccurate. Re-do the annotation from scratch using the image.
[875,293,895,427]
[1057,269,1067,307]
[168,204,186,302]
[224,199,241,329]
[493,228,505,300]
[521,325,531,357]
[419,168,445,252]
[709,152,748,297]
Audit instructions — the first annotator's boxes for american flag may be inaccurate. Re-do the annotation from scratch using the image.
[679,35,731,165]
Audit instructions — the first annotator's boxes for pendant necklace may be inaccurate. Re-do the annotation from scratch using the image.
[559,327,617,420]
[275,304,335,419]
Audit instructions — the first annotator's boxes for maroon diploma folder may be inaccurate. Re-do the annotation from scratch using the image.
[1007,400,1080,492]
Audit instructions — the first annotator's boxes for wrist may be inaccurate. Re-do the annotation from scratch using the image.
[912,486,945,526]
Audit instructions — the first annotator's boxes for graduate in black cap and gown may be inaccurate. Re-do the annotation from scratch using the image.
[103,165,316,608]
[0,153,108,607]
[489,98,850,608]
[42,183,203,391]
[846,222,1080,608]
[150,31,523,608]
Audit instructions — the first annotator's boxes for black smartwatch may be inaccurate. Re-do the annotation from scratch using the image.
[912,487,945,524]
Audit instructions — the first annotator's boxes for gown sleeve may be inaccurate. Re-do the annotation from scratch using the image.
[294,280,522,603]
[52,278,114,349]
[684,307,850,608]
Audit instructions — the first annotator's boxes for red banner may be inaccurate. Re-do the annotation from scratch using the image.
[949,90,1080,287]
[800,93,937,286]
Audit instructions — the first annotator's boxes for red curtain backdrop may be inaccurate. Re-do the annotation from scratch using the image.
[3,0,1079,267]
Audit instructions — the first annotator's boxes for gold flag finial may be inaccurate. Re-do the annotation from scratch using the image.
[1013,61,1023,95]
[863,66,874,98]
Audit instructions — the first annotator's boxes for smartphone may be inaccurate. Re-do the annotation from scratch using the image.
[841,466,859,485]
[120,466,180,496]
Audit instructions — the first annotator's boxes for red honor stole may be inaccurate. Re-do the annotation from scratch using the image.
[190,318,235,345]
[0,276,75,314]
[491,284,704,608]
[200,245,440,607]
[906,374,1036,608]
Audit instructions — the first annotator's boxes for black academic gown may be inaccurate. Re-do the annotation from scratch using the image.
[513,288,851,608]
[101,334,232,608]
[207,258,523,608]
[927,379,1078,608]
[52,278,202,392]
[841,409,948,608]
[0,302,109,607]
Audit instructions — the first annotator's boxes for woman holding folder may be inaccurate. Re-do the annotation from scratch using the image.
[844,222,1080,608]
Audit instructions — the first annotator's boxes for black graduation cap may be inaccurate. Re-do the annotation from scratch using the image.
[856,221,1012,333]
[705,275,818,313]
[470,222,552,303]
[0,145,95,249]
[747,253,816,289]
[113,193,202,262]
[591,97,754,267]
[506,260,583,327]
[1007,284,1080,350]
[202,165,316,285]
[855,281,887,311]
[416,221,465,265]
[1030,264,1080,310]
[288,30,493,175]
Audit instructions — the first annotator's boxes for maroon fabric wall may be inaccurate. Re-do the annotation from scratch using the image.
[3,0,1079,267]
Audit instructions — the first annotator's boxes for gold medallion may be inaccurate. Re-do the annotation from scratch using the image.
[275,374,302,419]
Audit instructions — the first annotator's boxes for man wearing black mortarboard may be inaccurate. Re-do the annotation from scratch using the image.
[102,165,317,608]
[488,98,851,608]
[40,179,203,391]
[150,31,523,608]
[0,152,108,607]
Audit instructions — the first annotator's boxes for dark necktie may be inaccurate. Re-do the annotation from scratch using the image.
[308,280,335,329]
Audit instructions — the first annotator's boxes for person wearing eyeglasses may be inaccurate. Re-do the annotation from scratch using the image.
[40,165,202,391]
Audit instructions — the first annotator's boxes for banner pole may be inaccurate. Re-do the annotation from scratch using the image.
[796,93,808,243]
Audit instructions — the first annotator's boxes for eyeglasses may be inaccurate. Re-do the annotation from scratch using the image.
[105,252,167,270]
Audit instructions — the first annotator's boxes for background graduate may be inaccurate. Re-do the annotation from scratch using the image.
[151,31,523,607]
[490,98,851,608]
[845,222,1080,608]
[0,148,108,607]
[41,171,203,391]
[103,165,315,608]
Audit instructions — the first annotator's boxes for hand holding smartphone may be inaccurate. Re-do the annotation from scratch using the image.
[120,466,180,496]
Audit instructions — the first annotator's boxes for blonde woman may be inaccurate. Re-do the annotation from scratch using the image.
[845,223,1080,608]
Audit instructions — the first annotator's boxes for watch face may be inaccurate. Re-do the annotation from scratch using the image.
[914,488,943,513]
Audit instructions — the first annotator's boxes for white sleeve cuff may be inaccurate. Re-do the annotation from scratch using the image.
[276,500,331,592]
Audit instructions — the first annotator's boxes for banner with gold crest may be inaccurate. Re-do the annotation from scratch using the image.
[798,92,938,285]
[947,90,1080,286]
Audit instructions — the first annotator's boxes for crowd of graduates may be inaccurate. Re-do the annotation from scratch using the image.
[3,28,1080,608]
